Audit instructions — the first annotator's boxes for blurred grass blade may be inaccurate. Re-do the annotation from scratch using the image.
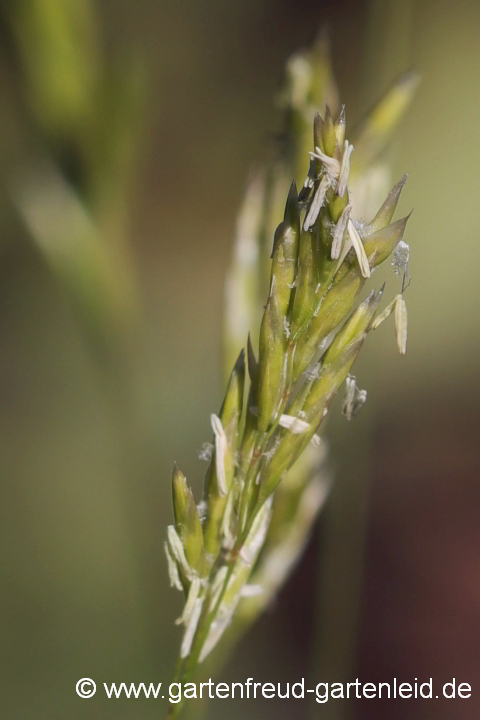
[13,165,138,336]
[351,70,420,169]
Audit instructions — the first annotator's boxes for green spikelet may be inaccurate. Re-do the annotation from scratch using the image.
[261,289,383,497]
[172,463,205,576]
[257,278,287,432]
[270,182,301,316]
[293,177,410,379]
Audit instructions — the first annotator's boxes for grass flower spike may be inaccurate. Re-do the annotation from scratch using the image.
[165,95,413,716]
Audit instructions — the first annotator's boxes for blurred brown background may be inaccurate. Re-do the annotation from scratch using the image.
[0,0,479,719]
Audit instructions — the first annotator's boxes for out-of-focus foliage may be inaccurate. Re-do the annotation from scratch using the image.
[5,0,146,341]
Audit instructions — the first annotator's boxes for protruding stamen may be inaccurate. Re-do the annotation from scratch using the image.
[331,203,352,259]
[278,414,311,434]
[337,141,353,197]
[167,525,194,581]
[342,375,367,420]
[304,175,330,230]
[347,219,371,278]
[395,296,408,355]
[164,541,183,591]
[176,576,201,625]
[309,147,341,181]
[211,414,229,496]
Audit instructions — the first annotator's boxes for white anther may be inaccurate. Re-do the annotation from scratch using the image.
[347,219,370,278]
[211,414,229,497]
[164,541,183,591]
[176,576,201,625]
[278,414,311,434]
[342,375,367,420]
[337,141,353,197]
[309,147,341,180]
[167,525,195,581]
[331,204,352,260]
[304,175,330,230]
[395,295,408,355]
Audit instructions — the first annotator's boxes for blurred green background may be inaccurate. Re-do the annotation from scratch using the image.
[0,1,479,719]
